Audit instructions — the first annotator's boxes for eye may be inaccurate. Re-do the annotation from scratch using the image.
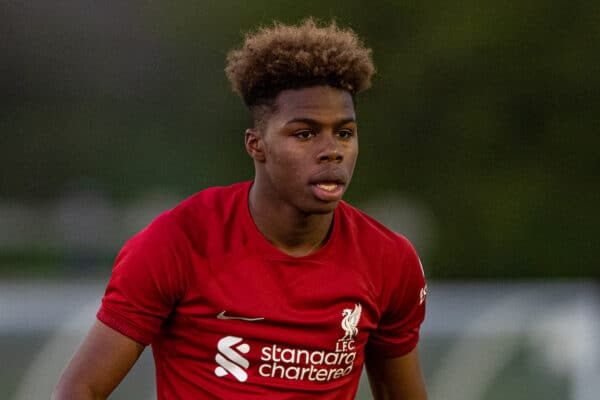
[338,129,354,139]
[294,130,315,140]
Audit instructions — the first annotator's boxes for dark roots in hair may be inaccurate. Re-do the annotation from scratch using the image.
[225,18,375,111]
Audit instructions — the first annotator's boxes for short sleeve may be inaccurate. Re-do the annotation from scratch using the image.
[97,213,188,345]
[367,236,427,358]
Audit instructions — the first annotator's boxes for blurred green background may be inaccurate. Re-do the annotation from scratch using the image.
[1,3,599,400]
[1,0,598,279]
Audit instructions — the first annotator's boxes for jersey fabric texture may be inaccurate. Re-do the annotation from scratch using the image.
[97,181,426,399]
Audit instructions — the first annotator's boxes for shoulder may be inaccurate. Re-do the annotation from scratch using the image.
[336,201,424,293]
[337,201,415,254]
[125,181,250,254]
[169,181,249,223]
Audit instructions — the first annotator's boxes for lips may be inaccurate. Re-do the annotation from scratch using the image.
[316,182,340,192]
[309,170,347,187]
[311,181,345,202]
[309,171,348,202]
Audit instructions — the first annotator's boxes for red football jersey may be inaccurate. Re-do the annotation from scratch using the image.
[98,181,426,399]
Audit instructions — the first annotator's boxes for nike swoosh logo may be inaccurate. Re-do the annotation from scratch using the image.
[216,311,265,322]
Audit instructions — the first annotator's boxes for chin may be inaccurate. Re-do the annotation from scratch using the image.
[300,200,340,215]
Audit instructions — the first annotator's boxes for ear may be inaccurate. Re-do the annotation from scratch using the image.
[245,128,266,162]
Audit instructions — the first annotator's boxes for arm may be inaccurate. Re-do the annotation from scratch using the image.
[52,319,145,400]
[366,347,427,400]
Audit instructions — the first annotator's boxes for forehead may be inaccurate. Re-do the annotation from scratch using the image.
[273,86,356,123]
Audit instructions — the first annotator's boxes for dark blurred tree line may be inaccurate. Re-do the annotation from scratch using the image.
[1,1,598,278]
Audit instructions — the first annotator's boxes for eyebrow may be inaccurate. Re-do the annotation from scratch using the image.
[284,117,356,127]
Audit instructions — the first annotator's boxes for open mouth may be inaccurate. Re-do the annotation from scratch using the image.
[315,182,340,192]
[311,181,345,202]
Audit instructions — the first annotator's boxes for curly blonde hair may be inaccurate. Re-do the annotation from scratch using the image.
[225,18,375,111]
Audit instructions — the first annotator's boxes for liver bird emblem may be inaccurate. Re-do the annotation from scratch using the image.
[341,303,362,341]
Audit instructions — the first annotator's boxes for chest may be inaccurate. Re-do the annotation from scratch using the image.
[184,253,378,339]
[157,252,382,388]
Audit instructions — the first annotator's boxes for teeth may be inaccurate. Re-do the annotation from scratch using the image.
[316,183,338,191]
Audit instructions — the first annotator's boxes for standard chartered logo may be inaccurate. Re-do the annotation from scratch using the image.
[214,305,361,384]
[214,336,250,382]
[258,344,356,381]
[213,337,356,384]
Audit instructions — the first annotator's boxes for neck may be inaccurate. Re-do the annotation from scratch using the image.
[248,182,334,257]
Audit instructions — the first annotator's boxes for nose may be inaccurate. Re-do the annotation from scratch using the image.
[318,134,343,163]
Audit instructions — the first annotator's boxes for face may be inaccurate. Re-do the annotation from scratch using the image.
[247,85,359,215]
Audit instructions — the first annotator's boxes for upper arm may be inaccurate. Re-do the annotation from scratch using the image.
[366,347,427,400]
[52,319,145,400]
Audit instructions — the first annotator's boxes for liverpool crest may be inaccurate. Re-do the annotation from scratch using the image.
[340,303,362,341]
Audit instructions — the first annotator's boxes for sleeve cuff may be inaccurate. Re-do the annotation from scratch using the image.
[97,306,154,346]
[366,332,419,359]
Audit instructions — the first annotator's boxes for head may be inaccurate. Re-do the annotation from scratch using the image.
[225,18,375,215]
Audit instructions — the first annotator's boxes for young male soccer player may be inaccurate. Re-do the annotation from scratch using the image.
[53,19,428,399]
